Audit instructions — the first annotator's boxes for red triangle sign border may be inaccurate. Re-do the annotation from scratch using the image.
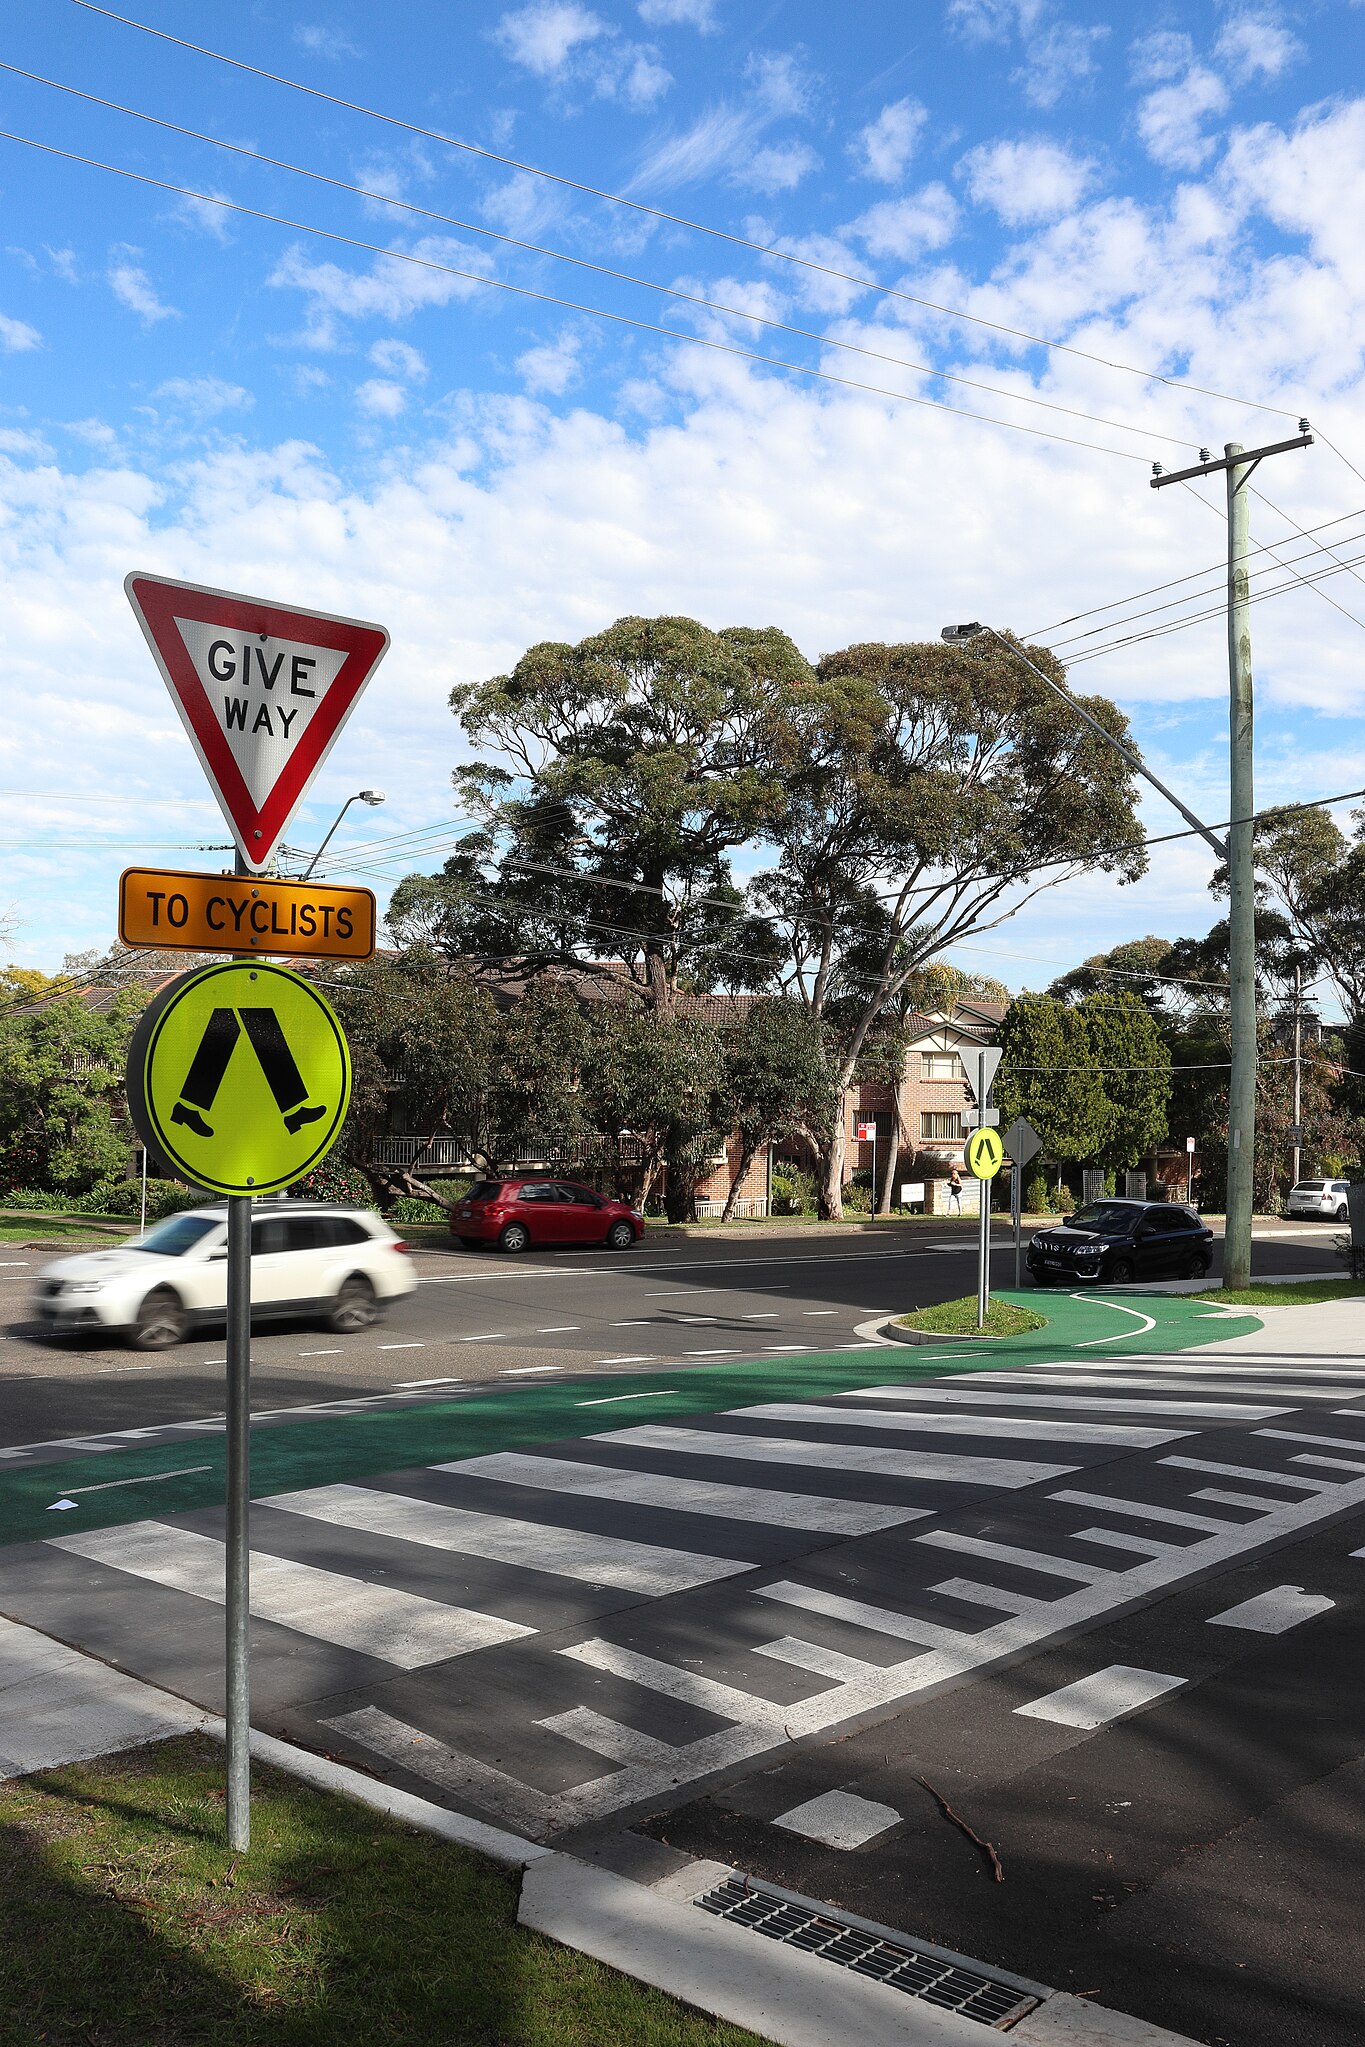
[125,571,389,873]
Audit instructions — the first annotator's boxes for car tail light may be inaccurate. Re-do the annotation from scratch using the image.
[391,1240,410,1254]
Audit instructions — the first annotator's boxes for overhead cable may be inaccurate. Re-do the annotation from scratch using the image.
[0,125,1166,465]
[61,0,1303,424]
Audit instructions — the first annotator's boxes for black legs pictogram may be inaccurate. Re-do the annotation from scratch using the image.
[173,1006,326,1139]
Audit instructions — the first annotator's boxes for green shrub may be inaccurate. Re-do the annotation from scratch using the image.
[388,1195,450,1224]
[294,1158,374,1206]
[108,1178,205,1221]
[842,1179,873,1213]
[771,1168,816,1215]
[1022,1168,1051,1213]
[3,1183,120,1214]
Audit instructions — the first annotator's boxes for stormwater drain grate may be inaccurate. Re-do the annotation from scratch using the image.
[695,1874,1043,2028]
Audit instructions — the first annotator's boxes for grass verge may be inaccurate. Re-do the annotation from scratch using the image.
[0,1734,756,2047]
[0,1214,132,1244]
[1191,1278,1364,1307]
[896,1294,1048,1337]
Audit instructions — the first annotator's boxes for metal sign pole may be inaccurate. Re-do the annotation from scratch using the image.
[226,852,253,1853]
[976,1052,989,1329]
[1013,1160,1021,1291]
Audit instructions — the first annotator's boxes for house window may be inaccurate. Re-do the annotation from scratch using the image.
[920,1051,963,1081]
[920,1111,962,1142]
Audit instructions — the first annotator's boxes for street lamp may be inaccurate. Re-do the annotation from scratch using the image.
[942,619,1245,1286]
[300,789,385,880]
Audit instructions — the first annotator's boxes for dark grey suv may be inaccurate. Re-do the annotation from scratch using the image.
[1027,1199,1213,1287]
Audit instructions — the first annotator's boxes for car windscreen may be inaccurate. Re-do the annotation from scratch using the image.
[465,1182,503,1203]
[1066,1204,1139,1232]
[131,1214,219,1257]
[1293,1181,1324,1191]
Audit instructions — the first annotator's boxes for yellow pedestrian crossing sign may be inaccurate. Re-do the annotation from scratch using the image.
[965,1125,1004,1180]
[127,962,351,1195]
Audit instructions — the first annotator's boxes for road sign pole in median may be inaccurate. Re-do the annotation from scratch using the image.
[966,1050,1005,1329]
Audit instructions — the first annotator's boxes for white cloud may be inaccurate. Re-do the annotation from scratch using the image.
[1215,10,1303,84]
[620,50,672,108]
[638,0,716,27]
[748,142,821,194]
[268,237,495,346]
[171,190,235,242]
[293,23,361,59]
[947,0,1046,43]
[1130,30,1196,87]
[847,184,959,261]
[959,137,1098,224]
[355,378,407,417]
[517,333,583,394]
[107,253,179,324]
[0,312,41,352]
[0,428,50,457]
[44,247,79,284]
[1136,63,1230,170]
[369,338,428,380]
[632,48,814,190]
[852,98,927,183]
[1014,20,1108,108]
[492,3,606,75]
[155,377,254,420]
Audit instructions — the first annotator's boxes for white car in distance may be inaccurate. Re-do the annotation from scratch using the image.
[1285,1178,1353,1223]
[32,1203,416,1350]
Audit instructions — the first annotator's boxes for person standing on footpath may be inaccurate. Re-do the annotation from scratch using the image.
[948,1165,963,1214]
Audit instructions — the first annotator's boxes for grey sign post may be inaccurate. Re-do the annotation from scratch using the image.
[1003,1117,1042,1289]
[970,1049,1004,1324]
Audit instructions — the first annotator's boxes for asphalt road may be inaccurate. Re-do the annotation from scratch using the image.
[0,1219,1343,1449]
[1,1290,1361,2047]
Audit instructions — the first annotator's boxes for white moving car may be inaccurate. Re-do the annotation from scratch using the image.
[32,1202,416,1350]
[1286,1178,1352,1222]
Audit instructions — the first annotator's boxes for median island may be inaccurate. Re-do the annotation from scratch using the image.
[895,1295,1048,1338]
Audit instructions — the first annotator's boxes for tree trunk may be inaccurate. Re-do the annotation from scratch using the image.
[359,1162,451,1210]
[877,1091,904,1216]
[817,1117,846,1220]
[720,1141,756,1224]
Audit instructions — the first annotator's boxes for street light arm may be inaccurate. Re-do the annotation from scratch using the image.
[946,623,1229,862]
[300,794,361,881]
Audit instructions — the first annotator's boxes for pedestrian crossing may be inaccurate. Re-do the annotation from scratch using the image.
[17,1341,1365,1842]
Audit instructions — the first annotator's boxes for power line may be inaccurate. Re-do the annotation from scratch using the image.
[61,0,1304,426]
[1065,538,1365,665]
[1,61,1207,456]
[0,125,1165,467]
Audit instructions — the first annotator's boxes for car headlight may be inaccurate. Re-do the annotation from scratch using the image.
[1082,1242,1110,1255]
[62,1280,104,1294]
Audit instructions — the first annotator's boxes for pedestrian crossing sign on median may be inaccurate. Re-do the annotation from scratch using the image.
[127,961,351,1195]
[965,1125,1005,1180]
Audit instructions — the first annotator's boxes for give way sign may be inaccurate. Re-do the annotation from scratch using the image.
[125,572,390,873]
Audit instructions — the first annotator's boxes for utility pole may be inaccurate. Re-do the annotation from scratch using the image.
[1150,424,1313,1291]
[1292,962,1302,1192]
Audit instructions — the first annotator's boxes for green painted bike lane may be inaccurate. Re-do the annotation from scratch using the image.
[0,1291,1258,1550]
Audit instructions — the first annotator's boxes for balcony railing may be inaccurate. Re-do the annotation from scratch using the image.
[370,1133,652,1171]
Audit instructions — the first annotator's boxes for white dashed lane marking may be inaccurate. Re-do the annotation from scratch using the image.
[1015,1665,1187,1730]
[1207,1585,1335,1633]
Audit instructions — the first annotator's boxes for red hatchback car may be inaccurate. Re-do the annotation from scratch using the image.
[451,1178,645,1253]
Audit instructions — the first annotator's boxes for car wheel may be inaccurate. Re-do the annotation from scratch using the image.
[329,1274,377,1333]
[1106,1256,1136,1285]
[1181,1250,1210,1280]
[498,1221,531,1254]
[1336,1204,1349,1223]
[456,1235,481,1249]
[605,1219,637,1250]
[131,1286,188,1350]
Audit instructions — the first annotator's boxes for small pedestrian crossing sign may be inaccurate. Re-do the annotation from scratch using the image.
[127,962,351,1195]
[965,1125,1005,1180]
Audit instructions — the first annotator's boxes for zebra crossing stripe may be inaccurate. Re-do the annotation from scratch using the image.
[444,1451,925,1535]
[731,1401,1190,1448]
[536,1706,679,1767]
[49,1522,532,1667]
[594,1424,1077,1488]
[916,1530,1118,1584]
[837,1384,1289,1420]
[323,1705,554,1836]
[264,1482,750,1594]
[1015,1664,1186,1730]
[969,1373,1349,1400]
[560,1637,788,1723]
[753,1579,965,1649]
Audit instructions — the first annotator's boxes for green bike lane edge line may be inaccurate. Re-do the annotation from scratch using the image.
[0,1291,1260,1550]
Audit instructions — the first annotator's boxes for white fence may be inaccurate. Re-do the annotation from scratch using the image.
[694,1195,770,1219]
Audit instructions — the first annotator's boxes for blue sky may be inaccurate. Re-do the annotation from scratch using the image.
[2,0,1365,995]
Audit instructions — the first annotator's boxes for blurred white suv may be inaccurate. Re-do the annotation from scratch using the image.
[1286,1178,1352,1223]
[32,1202,416,1349]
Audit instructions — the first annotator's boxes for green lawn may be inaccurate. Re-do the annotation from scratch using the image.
[1193,1278,1364,1307]
[0,1735,756,2047]
[895,1294,1048,1338]
[0,1214,132,1244]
